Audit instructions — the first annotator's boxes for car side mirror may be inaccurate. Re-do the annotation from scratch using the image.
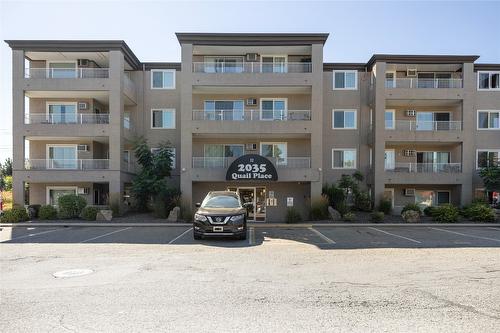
[195,203,201,208]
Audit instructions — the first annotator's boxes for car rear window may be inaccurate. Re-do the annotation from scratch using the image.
[202,195,241,208]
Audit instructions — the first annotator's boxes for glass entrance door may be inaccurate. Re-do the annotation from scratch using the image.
[237,188,255,222]
[227,187,267,222]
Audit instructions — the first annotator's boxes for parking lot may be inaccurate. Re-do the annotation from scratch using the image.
[1,225,500,332]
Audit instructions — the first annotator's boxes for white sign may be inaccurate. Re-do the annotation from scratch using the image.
[268,191,275,198]
[287,197,294,207]
[266,198,277,207]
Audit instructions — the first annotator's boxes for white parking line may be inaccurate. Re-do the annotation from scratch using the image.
[487,227,500,231]
[8,228,71,241]
[249,227,255,245]
[368,227,422,244]
[168,228,193,244]
[80,227,132,243]
[431,227,500,243]
[309,227,336,244]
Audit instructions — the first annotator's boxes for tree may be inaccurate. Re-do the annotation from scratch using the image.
[1,158,12,177]
[479,166,500,192]
[130,137,179,212]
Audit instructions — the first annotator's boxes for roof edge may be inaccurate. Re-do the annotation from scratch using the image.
[323,63,366,71]
[142,62,181,70]
[366,54,480,69]
[175,33,329,45]
[474,63,500,71]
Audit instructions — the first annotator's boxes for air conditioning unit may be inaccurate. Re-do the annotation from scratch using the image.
[77,144,89,151]
[246,53,258,62]
[403,149,416,157]
[406,109,416,117]
[246,98,257,106]
[245,143,258,151]
[77,187,90,195]
[78,102,88,110]
[407,69,417,77]
[78,59,90,67]
[404,188,416,196]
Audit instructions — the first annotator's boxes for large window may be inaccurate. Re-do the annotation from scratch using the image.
[204,100,244,121]
[151,69,175,89]
[47,61,77,78]
[261,143,287,165]
[46,186,78,205]
[478,110,500,129]
[151,109,175,129]
[204,144,244,168]
[332,149,356,169]
[332,109,357,129]
[385,110,395,129]
[478,71,500,90]
[47,144,77,169]
[261,56,287,73]
[46,102,77,124]
[261,99,287,120]
[476,150,500,169]
[333,70,357,90]
[204,57,244,73]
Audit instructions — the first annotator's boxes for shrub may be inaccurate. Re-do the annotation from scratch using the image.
[309,197,329,220]
[27,204,41,219]
[39,205,58,220]
[286,207,302,224]
[370,211,384,222]
[0,206,28,223]
[378,199,392,215]
[432,204,459,223]
[57,194,87,219]
[401,203,422,216]
[343,212,356,222]
[335,202,349,217]
[402,210,420,223]
[423,206,436,217]
[322,183,345,208]
[463,203,495,222]
[354,190,371,212]
[81,206,99,221]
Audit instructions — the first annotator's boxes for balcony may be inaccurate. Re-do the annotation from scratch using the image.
[192,109,311,121]
[192,157,311,169]
[387,78,463,89]
[388,120,462,131]
[192,62,312,73]
[386,163,462,173]
[25,68,109,79]
[25,114,110,125]
[384,162,463,185]
[384,120,464,142]
[25,159,110,170]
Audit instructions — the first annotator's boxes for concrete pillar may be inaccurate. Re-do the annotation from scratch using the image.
[12,174,24,206]
[12,49,25,206]
[310,43,324,200]
[372,62,387,206]
[179,44,193,209]
[459,62,475,205]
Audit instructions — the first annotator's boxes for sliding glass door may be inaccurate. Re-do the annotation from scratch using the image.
[204,100,244,120]
[261,99,287,120]
[417,151,450,172]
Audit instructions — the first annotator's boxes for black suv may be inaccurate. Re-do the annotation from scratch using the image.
[193,191,247,240]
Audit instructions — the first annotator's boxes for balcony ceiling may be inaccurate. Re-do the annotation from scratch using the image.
[25,91,109,105]
[193,133,310,139]
[25,136,109,144]
[26,51,110,67]
[386,99,462,107]
[386,142,462,147]
[386,63,462,72]
[193,45,311,56]
[192,86,311,94]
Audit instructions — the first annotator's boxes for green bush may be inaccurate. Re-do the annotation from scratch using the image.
[343,212,356,222]
[401,203,422,216]
[322,183,345,208]
[286,207,302,224]
[81,206,99,221]
[57,194,87,219]
[423,206,435,217]
[354,190,371,212]
[377,199,392,215]
[335,202,349,217]
[309,197,329,220]
[38,205,58,220]
[0,206,28,223]
[370,211,384,222]
[462,203,495,222]
[27,204,41,219]
[402,210,420,223]
[432,204,459,223]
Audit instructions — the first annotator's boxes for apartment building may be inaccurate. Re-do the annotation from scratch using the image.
[5,34,500,221]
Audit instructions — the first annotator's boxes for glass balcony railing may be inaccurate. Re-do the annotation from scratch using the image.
[192,157,311,169]
[386,120,462,131]
[24,159,110,170]
[386,78,462,89]
[25,68,109,79]
[25,114,110,125]
[385,163,462,173]
[192,109,311,121]
[192,62,312,73]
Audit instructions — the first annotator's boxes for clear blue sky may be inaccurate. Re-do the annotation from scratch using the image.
[1,0,499,161]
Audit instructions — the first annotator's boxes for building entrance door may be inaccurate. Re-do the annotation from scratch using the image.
[228,187,267,222]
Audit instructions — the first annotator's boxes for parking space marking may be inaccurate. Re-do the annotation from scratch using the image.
[80,227,132,243]
[8,228,70,241]
[487,227,500,231]
[168,227,193,244]
[430,227,500,243]
[308,227,336,244]
[249,227,255,245]
[368,227,422,244]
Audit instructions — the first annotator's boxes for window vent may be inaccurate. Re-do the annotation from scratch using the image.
[407,69,417,77]
[245,143,258,151]
[78,59,89,67]
[246,98,257,106]
[403,149,416,157]
[246,53,258,62]
[404,188,416,196]
[78,102,88,110]
[77,144,89,151]
[406,109,416,117]
[77,187,90,195]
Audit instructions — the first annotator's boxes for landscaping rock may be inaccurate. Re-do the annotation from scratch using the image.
[402,210,420,223]
[167,206,180,222]
[328,206,342,221]
[96,210,113,221]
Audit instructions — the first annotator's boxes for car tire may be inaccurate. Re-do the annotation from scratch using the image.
[237,231,247,240]
[193,232,202,240]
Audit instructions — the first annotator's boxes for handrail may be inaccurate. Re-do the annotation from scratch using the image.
[192,62,312,73]
[25,67,110,79]
[388,78,463,89]
[192,109,311,121]
[25,113,110,125]
[386,120,462,131]
[192,156,311,168]
[24,159,110,170]
[385,162,462,173]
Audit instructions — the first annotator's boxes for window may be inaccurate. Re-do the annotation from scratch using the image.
[151,69,175,89]
[47,61,77,78]
[332,109,356,129]
[478,71,500,90]
[123,150,130,164]
[151,147,176,169]
[123,112,130,129]
[46,186,78,205]
[436,191,451,205]
[204,144,244,167]
[385,71,396,88]
[333,70,357,90]
[204,56,244,73]
[151,109,175,129]
[384,149,395,170]
[476,150,500,169]
[204,100,244,120]
[261,99,287,120]
[332,149,356,169]
[478,110,500,129]
[46,102,77,124]
[261,143,287,165]
[385,110,395,129]
[47,144,77,169]
[261,55,287,73]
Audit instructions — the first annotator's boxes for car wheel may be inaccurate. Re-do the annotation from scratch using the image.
[193,232,202,240]
[237,231,247,240]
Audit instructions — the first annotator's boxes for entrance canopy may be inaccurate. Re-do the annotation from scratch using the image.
[226,154,278,181]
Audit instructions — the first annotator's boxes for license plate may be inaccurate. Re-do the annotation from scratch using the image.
[213,226,223,232]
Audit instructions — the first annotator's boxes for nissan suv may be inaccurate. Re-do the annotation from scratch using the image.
[193,191,247,240]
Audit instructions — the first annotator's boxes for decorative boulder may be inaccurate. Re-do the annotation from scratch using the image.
[328,206,342,221]
[96,210,113,221]
[167,206,180,222]
[402,210,420,223]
